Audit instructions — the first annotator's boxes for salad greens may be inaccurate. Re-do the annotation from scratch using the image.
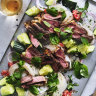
[46,7,58,17]
[47,72,59,95]
[29,85,39,95]
[64,27,73,33]
[67,75,79,91]
[50,34,60,45]
[43,21,51,28]
[81,37,89,45]
[35,33,44,39]
[61,11,66,20]
[62,0,77,11]
[6,72,22,87]
[12,52,21,61]
[73,61,89,79]
[54,27,61,32]
[31,57,42,68]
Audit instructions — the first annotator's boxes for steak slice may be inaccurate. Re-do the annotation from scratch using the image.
[27,76,46,85]
[21,75,33,84]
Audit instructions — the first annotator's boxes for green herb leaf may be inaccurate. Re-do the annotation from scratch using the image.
[47,72,59,95]
[60,32,68,40]
[50,34,60,45]
[35,33,44,39]
[84,0,89,10]
[31,57,42,68]
[29,85,39,95]
[64,27,73,33]
[46,7,58,17]
[81,37,89,45]
[54,27,61,32]
[73,61,89,79]
[12,52,21,61]
[62,11,66,20]
[67,75,79,91]
[43,21,51,27]
[80,65,89,78]
[6,72,21,87]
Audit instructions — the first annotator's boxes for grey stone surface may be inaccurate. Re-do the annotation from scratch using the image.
[0,0,96,96]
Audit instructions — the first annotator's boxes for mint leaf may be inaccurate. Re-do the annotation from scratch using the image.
[46,7,58,17]
[84,0,89,10]
[73,61,89,79]
[29,85,39,95]
[35,33,44,39]
[81,37,89,45]
[62,11,66,20]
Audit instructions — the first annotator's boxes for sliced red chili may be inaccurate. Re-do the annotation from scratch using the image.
[44,9,47,13]
[1,70,9,77]
[72,10,81,21]
[59,43,64,47]
[8,62,13,67]
[62,90,72,96]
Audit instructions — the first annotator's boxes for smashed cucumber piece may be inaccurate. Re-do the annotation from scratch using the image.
[46,0,58,6]
[25,6,41,16]
[0,77,7,86]
[39,65,53,75]
[78,44,95,55]
[1,84,15,96]
[17,33,31,45]
[94,28,96,36]
[62,39,76,48]
[67,46,78,53]
[16,87,25,96]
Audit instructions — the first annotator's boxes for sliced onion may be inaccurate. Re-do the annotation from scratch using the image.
[53,72,67,96]
[65,55,72,69]
[9,63,19,76]
[23,63,39,76]
[7,51,16,62]
[36,0,47,11]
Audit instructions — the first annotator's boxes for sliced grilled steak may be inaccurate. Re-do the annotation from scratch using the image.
[27,76,46,85]
[21,75,32,84]
[43,13,62,20]
[29,33,40,48]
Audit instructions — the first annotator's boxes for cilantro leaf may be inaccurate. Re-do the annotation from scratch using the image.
[29,85,39,95]
[31,57,42,68]
[6,72,21,87]
[46,7,58,17]
[81,37,89,45]
[64,27,73,33]
[43,21,51,28]
[50,34,60,45]
[47,72,59,95]
[67,75,79,91]
[73,61,89,79]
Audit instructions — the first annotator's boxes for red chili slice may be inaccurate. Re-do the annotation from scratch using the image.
[72,10,81,21]
[8,62,13,67]
[1,70,9,77]
[62,90,72,96]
